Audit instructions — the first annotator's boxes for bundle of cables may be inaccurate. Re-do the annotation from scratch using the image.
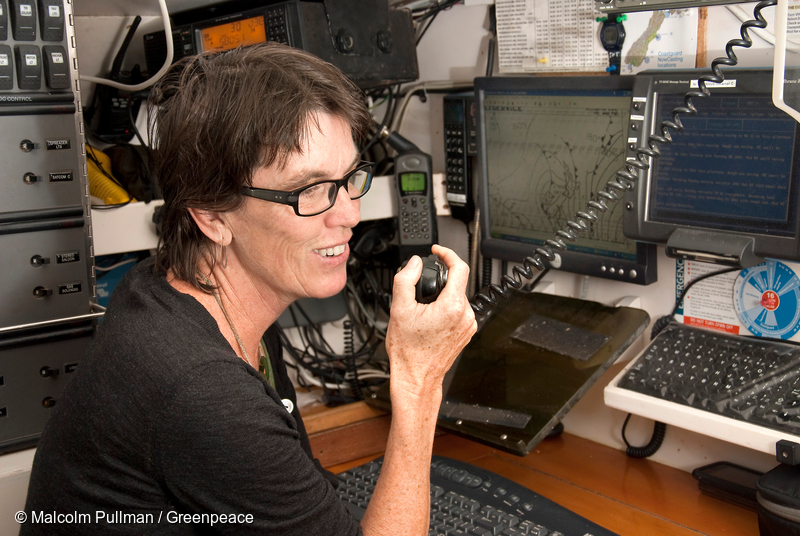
[278,221,399,406]
[278,298,390,407]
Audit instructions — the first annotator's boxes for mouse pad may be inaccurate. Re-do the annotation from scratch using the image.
[367,291,650,456]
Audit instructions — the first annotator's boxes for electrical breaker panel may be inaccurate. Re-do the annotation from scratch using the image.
[0,0,96,453]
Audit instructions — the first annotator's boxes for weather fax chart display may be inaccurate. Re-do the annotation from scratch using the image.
[483,91,634,260]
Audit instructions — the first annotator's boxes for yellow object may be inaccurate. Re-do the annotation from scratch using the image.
[87,145,135,204]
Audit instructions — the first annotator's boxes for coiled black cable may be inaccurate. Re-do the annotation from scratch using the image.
[343,320,364,400]
[470,0,775,317]
[481,256,493,291]
[622,414,667,458]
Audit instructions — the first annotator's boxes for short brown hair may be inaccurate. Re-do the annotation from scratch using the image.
[148,42,372,290]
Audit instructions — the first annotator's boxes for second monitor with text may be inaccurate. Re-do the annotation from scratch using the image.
[624,68,800,267]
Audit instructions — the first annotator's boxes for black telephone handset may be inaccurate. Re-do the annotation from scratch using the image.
[396,152,438,261]
[443,94,476,224]
[401,254,448,304]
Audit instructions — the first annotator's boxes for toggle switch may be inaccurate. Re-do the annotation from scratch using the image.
[42,45,68,89]
[39,366,58,378]
[9,0,36,41]
[32,286,52,298]
[14,44,41,89]
[30,255,50,267]
[37,0,63,41]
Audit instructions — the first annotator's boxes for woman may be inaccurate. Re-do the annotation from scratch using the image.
[22,42,476,535]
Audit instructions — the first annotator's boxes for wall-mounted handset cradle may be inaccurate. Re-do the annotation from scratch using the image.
[442,93,476,224]
[380,128,439,262]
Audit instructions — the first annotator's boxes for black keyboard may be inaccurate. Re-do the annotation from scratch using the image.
[337,455,617,536]
[617,322,800,434]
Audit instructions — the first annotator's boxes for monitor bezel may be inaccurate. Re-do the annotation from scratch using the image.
[475,75,658,285]
[623,68,800,264]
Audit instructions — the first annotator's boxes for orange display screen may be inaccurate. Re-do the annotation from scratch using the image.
[199,16,267,52]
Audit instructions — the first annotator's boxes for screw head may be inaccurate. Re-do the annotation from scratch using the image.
[377,30,393,53]
[336,29,354,53]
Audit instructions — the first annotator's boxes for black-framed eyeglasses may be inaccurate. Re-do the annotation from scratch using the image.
[240,161,375,217]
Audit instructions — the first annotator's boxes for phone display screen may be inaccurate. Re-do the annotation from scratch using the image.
[199,16,267,52]
[400,172,427,195]
[444,101,465,125]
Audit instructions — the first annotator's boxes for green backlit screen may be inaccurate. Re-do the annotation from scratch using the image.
[400,172,427,194]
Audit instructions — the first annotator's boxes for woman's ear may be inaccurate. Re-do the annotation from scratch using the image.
[187,208,231,245]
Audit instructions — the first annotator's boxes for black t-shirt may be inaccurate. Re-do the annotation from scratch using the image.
[22,258,360,535]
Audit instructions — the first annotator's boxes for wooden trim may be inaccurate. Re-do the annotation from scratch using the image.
[309,414,392,468]
[302,401,387,435]
[696,7,708,68]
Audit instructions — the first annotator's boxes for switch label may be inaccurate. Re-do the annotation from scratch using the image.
[49,170,73,182]
[45,138,70,150]
[19,4,31,16]
[58,282,82,294]
[24,53,36,66]
[55,251,79,263]
[48,6,59,17]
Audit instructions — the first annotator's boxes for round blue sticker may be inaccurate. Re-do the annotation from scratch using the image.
[734,259,800,339]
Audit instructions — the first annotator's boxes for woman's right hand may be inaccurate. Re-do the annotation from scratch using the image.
[384,244,477,403]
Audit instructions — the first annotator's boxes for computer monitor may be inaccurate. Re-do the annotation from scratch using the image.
[475,75,657,286]
[624,68,800,267]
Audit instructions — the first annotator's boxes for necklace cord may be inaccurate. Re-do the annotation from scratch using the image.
[196,271,275,388]
[197,272,253,367]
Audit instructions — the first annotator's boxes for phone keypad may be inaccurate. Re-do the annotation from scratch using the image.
[444,123,468,205]
[265,6,290,45]
[400,197,432,244]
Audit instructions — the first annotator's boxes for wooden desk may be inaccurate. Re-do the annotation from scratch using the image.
[306,403,759,536]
